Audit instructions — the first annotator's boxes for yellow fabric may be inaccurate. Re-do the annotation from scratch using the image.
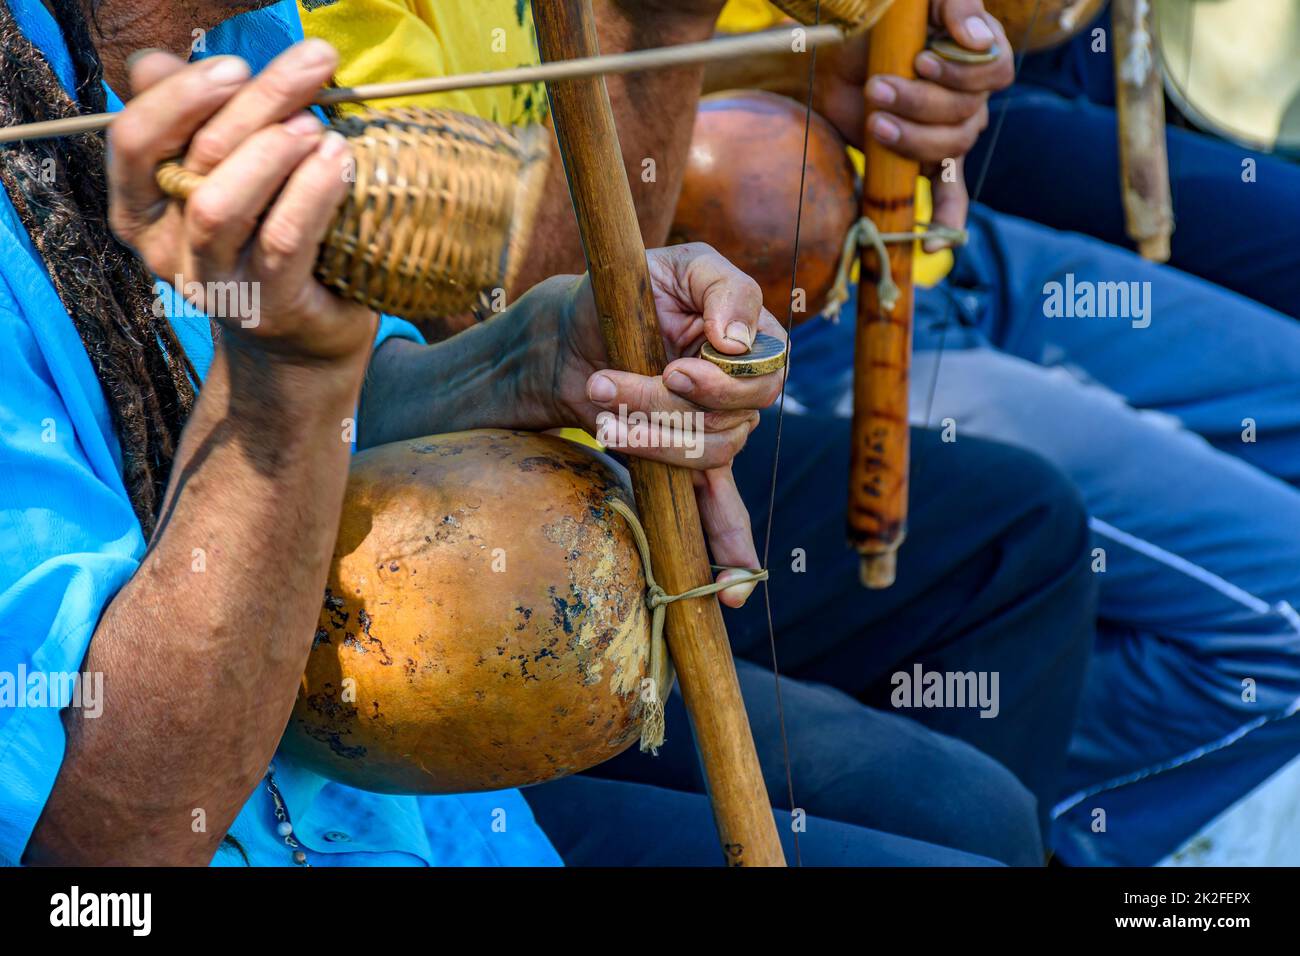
[847,149,954,287]
[720,0,954,287]
[300,0,950,289]
[297,0,548,125]
[718,0,789,31]
[557,428,604,451]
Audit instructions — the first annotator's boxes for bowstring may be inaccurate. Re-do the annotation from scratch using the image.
[918,0,1045,432]
[756,0,825,869]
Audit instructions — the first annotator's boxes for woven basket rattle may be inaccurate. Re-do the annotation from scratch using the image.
[768,0,896,30]
[155,107,550,323]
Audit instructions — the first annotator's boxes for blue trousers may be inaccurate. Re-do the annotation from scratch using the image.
[525,773,999,866]
[532,422,1097,866]
[967,6,1300,319]
[787,201,1300,865]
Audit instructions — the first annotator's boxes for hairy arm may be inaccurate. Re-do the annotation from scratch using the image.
[26,42,382,866]
[27,344,368,865]
[508,2,725,294]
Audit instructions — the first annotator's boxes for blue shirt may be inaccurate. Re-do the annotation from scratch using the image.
[0,0,559,867]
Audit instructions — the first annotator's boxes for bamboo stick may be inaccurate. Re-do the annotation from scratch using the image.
[849,0,929,589]
[1113,0,1174,261]
[0,26,842,144]
[534,0,786,867]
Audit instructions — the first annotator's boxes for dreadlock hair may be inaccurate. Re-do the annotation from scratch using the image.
[0,0,196,537]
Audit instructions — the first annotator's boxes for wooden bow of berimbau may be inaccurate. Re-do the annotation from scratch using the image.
[766,0,933,588]
[850,0,929,588]
[533,0,786,867]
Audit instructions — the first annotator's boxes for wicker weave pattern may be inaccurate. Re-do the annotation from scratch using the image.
[154,107,549,324]
[317,107,549,322]
[769,0,896,31]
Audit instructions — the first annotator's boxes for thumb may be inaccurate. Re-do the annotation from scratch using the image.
[664,243,764,356]
[935,0,997,52]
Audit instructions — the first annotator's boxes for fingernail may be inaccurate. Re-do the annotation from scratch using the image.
[284,112,322,136]
[295,37,337,66]
[870,114,902,144]
[126,48,164,71]
[665,370,693,394]
[317,130,349,158]
[724,322,753,348]
[965,16,995,46]
[867,77,896,106]
[916,51,942,79]
[923,237,945,253]
[718,570,758,605]
[206,56,251,85]
[587,373,617,404]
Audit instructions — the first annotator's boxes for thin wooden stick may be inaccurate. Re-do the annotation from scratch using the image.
[849,0,929,589]
[534,0,786,867]
[1113,0,1173,261]
[0,26,842,145]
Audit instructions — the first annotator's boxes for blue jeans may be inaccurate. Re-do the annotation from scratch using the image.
[966,5,1300,318]
[525,771,1000,866]
[567,421,1097,866]
[787,204,1300,865]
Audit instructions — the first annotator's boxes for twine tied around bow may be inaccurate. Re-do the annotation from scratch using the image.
[607,497,768,754]
[822,217,969,319]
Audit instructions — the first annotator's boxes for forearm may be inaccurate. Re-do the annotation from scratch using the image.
[702,47,810,98]
[27,343,367,866]
[359,278,575,448]
[510,3,722,292]
[702,34,855,122]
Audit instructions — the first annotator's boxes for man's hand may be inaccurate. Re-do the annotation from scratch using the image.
[815,0,1015,247]
[551,243,786,606]
[108,41,377,368]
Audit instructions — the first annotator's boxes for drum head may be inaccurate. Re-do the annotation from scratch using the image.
[1155,0,1300,156]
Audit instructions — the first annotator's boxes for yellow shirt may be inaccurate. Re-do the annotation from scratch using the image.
[718,0,788,31]
[297,0,547,125]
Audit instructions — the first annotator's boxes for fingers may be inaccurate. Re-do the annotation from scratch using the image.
[692,467,761,608]
[183,39,339,175]
[867,99,988,163]
[108,54,252,241]
[866,75,986,127]
[252,128,354,282]
[184,113,325,278]
[915,13,1014,94]
[927,166,970,250]
[587,369,762,428]
[648,242,784,358]
[671,344,785,408]
[863,5,1009,163]
[661,350,783,412]
[587,369,761,469]
[125,48,188,94]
